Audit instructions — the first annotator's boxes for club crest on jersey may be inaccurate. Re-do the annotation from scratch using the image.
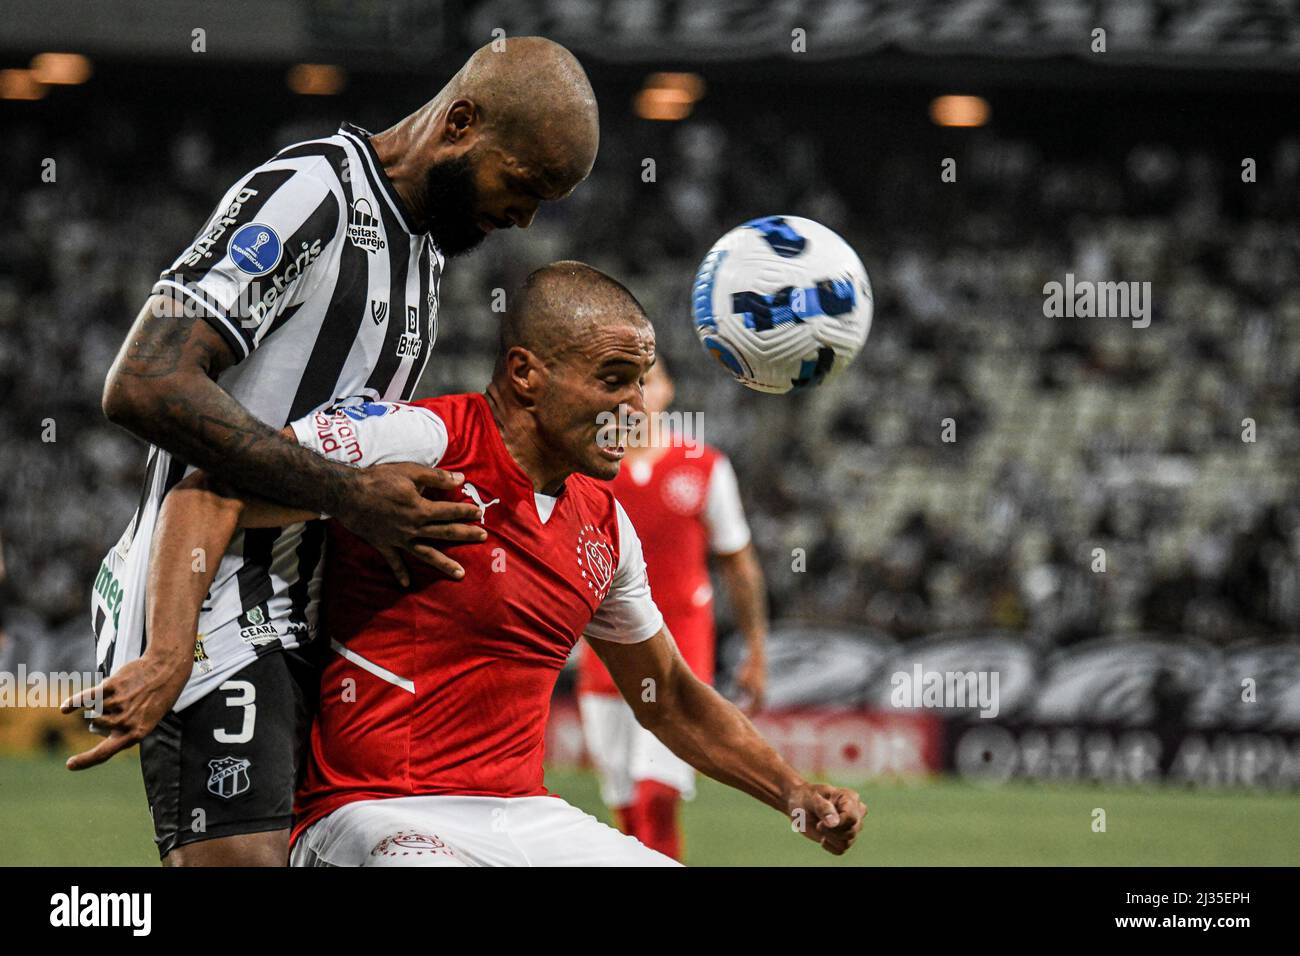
[347,199,386,252]
[370,831,455,859]
[576,524,615,599]
[228,222,282,276]
[194,634,212,674]
[662,467,707,515]
[371,299,388,325]
[207,757,251,799]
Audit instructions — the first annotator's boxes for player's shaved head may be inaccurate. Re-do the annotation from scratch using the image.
[371,37,599,256]
[488,261,655,491]
[446,37,599,187]
[499,261,650,365]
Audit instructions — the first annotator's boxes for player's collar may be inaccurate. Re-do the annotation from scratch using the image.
[338,122,421,237]
[473,393,570,501]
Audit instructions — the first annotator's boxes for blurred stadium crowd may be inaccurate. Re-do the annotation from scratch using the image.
[1,78,1298,677]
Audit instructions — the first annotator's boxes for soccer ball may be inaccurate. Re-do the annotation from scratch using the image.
[691,215,873,394]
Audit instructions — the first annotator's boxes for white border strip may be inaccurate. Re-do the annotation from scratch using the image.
[330,639,415,694]
[152,279,250,360]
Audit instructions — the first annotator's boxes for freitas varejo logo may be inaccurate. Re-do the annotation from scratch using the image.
[347,198,386,252]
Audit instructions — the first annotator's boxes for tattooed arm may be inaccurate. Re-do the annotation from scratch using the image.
[65,397,482,770]
[102,293,482,582]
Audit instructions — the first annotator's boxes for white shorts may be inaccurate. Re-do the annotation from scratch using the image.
[290,794,680,867]
[578,693,696,808]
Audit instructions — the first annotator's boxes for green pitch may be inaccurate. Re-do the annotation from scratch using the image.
[1,753,1296,866]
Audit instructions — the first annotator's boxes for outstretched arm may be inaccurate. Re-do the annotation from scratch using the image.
[587,628,866,855]
[103,294,480,581]
[62,467,259,769]
[63,460,373,770]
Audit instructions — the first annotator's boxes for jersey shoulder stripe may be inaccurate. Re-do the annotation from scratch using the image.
[153,153,346,360]
[285,219,369,420]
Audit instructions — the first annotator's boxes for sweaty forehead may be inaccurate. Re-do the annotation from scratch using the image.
[578,320,655,364]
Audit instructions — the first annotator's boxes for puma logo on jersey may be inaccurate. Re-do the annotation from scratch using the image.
[462,483,499,523]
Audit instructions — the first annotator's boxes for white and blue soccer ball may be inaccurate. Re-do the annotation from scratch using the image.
[691,215,873,394]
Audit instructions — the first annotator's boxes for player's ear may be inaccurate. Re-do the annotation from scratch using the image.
[443,99,479,143]
[504,346,543,408]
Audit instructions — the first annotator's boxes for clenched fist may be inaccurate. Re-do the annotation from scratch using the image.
[786,783,868,855]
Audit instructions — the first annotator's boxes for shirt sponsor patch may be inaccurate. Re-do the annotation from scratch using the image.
[228,223,282,276]
[347,199,386,252]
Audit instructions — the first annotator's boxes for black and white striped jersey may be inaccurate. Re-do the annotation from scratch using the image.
[92,123,445,709]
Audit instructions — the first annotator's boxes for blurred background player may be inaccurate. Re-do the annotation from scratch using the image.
[577,359,768,861]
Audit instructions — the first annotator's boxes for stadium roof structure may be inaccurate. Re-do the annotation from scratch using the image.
[3,0,1299,77]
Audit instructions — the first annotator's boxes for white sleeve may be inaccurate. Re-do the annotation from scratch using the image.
[290,400,448,467]
[703,455,751,555]
[584,501,665,645]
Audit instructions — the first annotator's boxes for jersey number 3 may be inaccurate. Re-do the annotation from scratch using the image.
[214,680,257,744]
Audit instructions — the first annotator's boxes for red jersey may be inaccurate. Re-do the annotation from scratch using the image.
[577,442,751,695]
[291,394,663,841]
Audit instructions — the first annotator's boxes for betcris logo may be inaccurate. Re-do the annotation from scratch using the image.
[183,187,258,267]
[228,223,282,276]
[239,237,325,329]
